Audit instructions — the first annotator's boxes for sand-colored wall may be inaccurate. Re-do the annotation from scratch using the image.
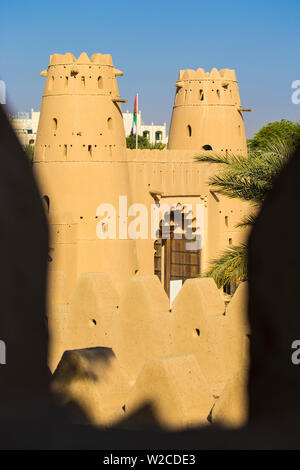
[50,275,250,429]
[34,146,249,299]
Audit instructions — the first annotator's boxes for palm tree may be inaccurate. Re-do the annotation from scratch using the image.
[25,144,34,163]
[196,139,294,288]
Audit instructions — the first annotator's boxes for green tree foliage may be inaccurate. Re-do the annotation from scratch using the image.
[25,144,34,162]
[196,139,293,287]
[205,244,248,288]
[149,142,166,150]
[126,134,166,150]
[248,119,300,151]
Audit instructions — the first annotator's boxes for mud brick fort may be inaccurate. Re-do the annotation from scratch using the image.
[33,52,251,429]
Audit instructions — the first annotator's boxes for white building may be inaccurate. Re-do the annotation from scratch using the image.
[11,108,168,147]
[10,108,40,146]
[122,110,168,145]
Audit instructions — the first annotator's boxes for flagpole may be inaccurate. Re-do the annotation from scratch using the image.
[136,93,138,150]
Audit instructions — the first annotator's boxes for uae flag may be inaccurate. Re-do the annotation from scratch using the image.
[131,94,138,135]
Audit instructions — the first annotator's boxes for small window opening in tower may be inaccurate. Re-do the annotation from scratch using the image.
[202,144,212,151]
[88,145,92,156]
[49,76,54,91]
[225,216,228,226]
[98,76,103,89]
[64,145,67,157]
[186,125,192,137]
[199,89,204,101]
[107,117,113,130]
[81,76,85,88]
[65,76,68,88]
[185,90,188,101]
[216,89,220,99]
[52,118,57,131]
[222,83,229,90]
[229,238,232,245]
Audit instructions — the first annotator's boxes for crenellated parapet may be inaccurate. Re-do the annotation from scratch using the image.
[50,274,250,429]
[174,67,239,108]
[41,52,124,99]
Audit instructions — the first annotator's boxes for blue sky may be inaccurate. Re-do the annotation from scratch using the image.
[1,0,299,137]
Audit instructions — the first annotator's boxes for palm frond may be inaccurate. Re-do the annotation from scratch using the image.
[207,173,265,203]
[203,244,248,288]
[196,138,293,287]
[259,136,296,159]
[196,138,293,204]
[195,153,231,165]
[235,213,257,228]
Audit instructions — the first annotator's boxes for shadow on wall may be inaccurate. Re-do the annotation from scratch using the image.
[1,103,300,449]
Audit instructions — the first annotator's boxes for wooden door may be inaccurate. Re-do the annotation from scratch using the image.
[163,236,201,297]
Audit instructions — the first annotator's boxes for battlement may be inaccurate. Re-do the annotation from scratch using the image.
[49,273,250,429]
[177,67,237,83]
[40,52,124,94]
[173,67,239,102]
[48,52,115,67]
[42,52,124,77]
